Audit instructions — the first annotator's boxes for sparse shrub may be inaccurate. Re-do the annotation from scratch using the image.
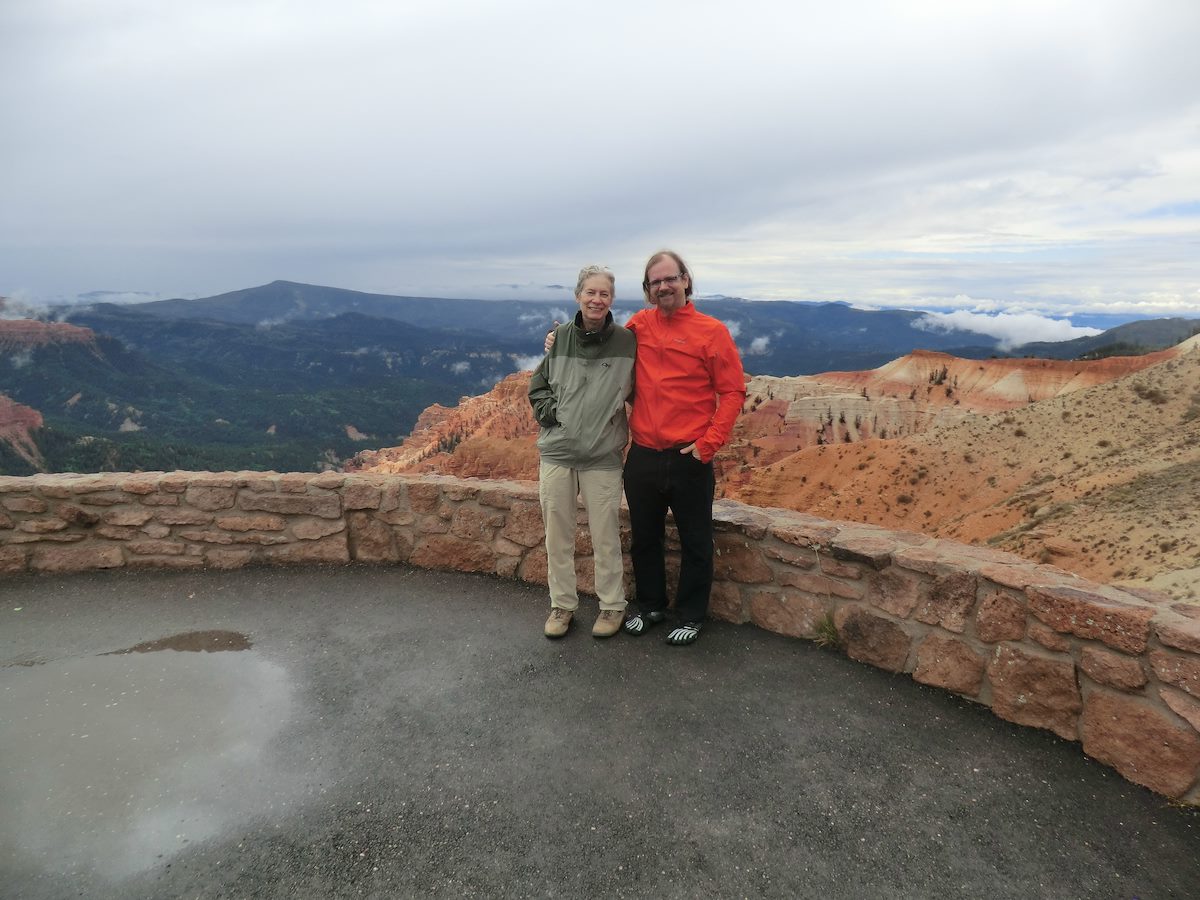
[1183,390,1200,423]
[1132,382,1168,405]
[1097,439,1111,448]
[1014,428,1026,438]
[812,613,841,649]
[897,494,913,504]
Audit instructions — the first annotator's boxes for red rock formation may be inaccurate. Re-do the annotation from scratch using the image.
[730,338,1200,600]
[352,338,1200,602]
[0,394,45,469]
[717,347,1172,491]
[355,347,1173,488]
[347,372,540,479]
[0,318,97,352]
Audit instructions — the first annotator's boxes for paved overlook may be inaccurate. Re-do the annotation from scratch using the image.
[2,566,1198,899]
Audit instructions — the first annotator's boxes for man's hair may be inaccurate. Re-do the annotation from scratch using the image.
[642,249,693,301]
[575,265,615,297]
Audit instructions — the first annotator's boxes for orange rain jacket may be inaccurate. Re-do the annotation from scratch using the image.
[626,302,747,463]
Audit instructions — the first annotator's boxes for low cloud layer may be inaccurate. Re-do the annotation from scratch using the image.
[915,310,1102,351]
[512,354,544,372]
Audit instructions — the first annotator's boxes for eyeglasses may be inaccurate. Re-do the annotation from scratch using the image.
[645,273,686,290]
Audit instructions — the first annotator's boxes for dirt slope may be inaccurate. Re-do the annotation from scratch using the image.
[352,338,1200,601]
[731,337,1200,600]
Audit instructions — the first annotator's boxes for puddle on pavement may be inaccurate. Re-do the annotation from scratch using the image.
[0,645,300,883]
[102,629,253,655]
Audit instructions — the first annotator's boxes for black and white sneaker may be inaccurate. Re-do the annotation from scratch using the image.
[623,610,667,635]
[665,621,703,646]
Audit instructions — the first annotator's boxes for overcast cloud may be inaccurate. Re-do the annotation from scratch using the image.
[2,0,1198,326]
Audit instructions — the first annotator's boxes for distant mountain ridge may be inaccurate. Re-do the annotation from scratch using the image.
[1010,318,1200,360]
[0,302,538,475]
[0,279,1196,475]
[128,280,1200,375]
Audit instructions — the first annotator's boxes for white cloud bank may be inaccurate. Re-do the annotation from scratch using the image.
[915,310,1102,351]
[746,336,771,355]
[512,354,544,372]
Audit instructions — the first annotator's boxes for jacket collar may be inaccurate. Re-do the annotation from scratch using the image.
[574,310,615,343]
[653,300,695,322]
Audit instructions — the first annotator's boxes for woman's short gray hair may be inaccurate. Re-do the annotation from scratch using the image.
[575,265,615,297]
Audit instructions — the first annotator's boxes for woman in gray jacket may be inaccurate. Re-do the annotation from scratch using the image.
[528,265,636,638]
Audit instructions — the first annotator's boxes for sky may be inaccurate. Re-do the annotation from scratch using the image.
[3,0,1199,347]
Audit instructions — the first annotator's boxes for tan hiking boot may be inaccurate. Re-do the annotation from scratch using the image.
[544,607,573,639]
[592,608,625,639]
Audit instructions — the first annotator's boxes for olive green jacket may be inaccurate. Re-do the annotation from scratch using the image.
[528,312,636,470]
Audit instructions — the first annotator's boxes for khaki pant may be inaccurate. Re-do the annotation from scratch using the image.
[538,462,626,612]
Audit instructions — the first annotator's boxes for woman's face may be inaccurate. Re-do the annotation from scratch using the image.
[576,274,614,329]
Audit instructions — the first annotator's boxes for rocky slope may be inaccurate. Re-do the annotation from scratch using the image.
[732,337,1200,601]
[351,339,1200,600]
[0,318,97,352]
[716,347,1171,491]
[348,373,541,480]
[0,394,45,469]
[0,319,83,470]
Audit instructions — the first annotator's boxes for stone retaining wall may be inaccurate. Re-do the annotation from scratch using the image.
[3,471,1199,804]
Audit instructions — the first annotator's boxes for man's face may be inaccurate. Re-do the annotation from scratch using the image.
[645,256,689,314]
[576,274,614,329]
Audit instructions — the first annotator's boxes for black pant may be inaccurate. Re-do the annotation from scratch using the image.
[623,442,715,623]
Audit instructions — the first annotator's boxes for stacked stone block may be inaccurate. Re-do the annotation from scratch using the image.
[1,472,1198,804]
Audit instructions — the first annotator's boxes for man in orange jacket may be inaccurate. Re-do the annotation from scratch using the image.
[621,250,746,645]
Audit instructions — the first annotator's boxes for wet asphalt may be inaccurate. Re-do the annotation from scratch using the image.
[1,564,1198,900]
